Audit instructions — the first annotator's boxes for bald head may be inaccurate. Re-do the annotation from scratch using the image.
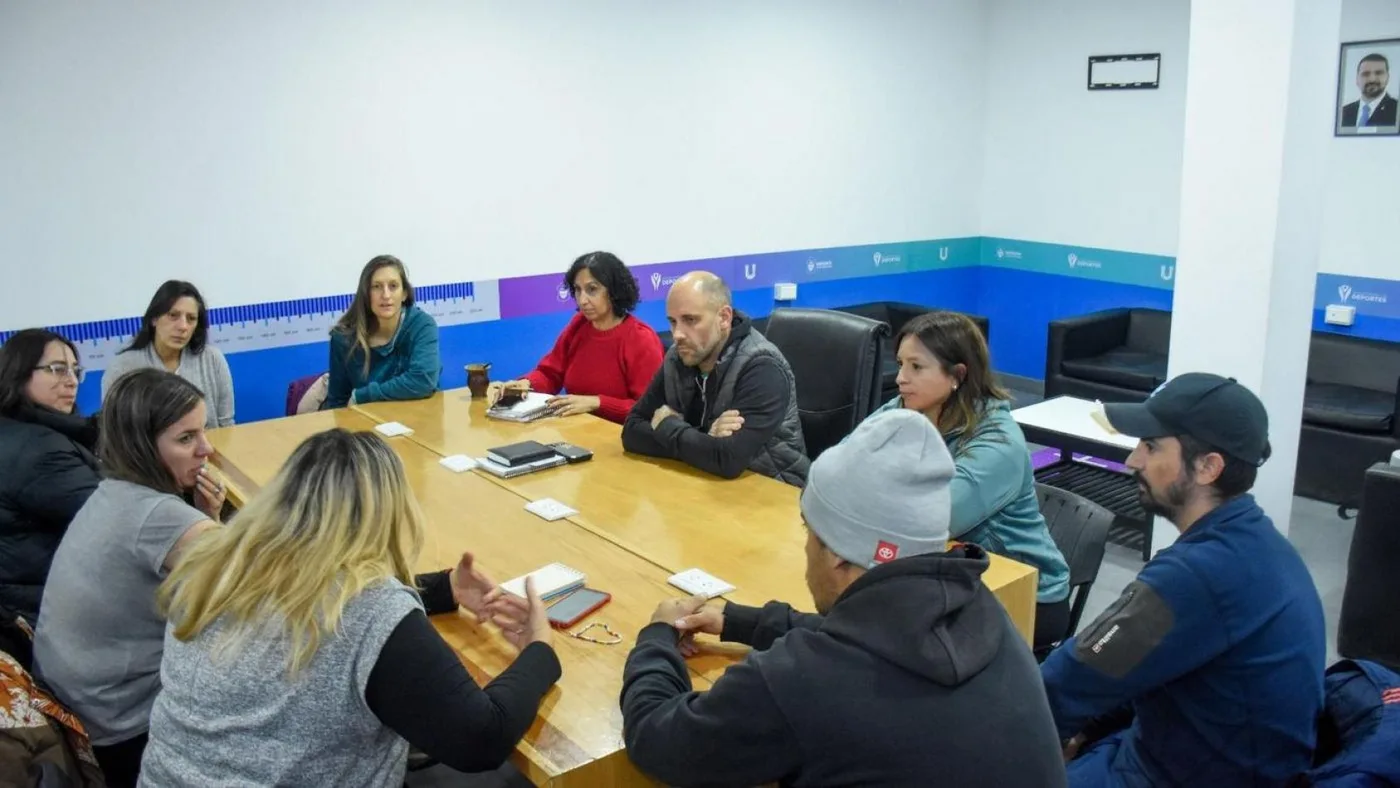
[669,271,732,310]
[666,271,735,371]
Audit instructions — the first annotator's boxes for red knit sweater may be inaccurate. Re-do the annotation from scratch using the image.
[523,313,664,423]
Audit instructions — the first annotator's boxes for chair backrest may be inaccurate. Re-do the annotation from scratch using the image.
[763,307,889,460]
[1306,332,1400,394]
[286,372,329,416]
[1339,463,1400,670]
[1124,308,1173,354]
[1036,483,1114,638]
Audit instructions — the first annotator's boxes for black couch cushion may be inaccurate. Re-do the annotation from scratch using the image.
[1303,383,1395,434]
[1060,349,1167,392]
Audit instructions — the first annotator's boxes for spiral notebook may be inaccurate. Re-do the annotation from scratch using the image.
[486,392,554,423]
[501,563,586,601]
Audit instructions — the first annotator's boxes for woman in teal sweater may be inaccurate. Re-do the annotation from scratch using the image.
[868,310,1070,650]
[323,255,442,409]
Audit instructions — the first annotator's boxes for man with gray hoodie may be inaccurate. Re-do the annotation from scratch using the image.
[619,409,1066,787]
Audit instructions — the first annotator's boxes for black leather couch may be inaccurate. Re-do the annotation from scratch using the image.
[1297,333,1400,507]
[1046,307,1400,507]
[1045,307,1171,403]
[1339,462,1400,670]
[832,302,989,405]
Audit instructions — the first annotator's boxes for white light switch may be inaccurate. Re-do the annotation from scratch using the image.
[774,282,798,301]
[1324,304,1356,326]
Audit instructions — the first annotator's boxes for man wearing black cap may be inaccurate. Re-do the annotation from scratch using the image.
[1041,373,1326,787]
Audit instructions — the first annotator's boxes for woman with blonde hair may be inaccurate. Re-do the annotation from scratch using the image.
[323,254,443,408]
[138,429,558,787]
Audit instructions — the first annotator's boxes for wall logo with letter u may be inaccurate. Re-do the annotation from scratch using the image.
[743,263,757,280]
[1160,265,1175,281]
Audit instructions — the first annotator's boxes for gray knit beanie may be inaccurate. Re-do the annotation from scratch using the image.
[800,409,955,569]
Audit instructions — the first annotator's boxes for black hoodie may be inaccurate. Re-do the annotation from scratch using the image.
[620,545,1067,787]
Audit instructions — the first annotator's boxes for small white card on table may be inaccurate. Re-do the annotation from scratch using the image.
[524,498,578,522]
[373,421,414,437]
[439,454,477,472]
[668,568,736,599]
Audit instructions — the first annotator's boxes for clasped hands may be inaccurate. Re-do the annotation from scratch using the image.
[450,551,552,650]
[485,379,599,417]
[650,595,727,657]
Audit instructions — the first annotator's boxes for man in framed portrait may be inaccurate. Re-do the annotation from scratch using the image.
[1340,53,1398,129]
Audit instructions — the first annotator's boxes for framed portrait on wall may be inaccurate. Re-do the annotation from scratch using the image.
[1336,38,1400,137]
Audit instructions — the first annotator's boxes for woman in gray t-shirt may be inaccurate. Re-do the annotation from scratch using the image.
[101,280,234,429]
[34,369,224,788]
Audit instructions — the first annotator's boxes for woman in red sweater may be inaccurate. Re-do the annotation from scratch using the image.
[491,252,664,424]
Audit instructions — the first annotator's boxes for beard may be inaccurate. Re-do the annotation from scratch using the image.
[1133,469,1193,522]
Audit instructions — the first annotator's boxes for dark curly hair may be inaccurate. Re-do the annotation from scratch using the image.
[563,251,640,316]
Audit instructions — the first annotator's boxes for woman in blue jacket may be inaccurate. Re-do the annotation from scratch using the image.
[869,310,1070,649]
[323,255,442,409]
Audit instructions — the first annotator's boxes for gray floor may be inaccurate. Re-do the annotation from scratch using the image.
[410,385,1354,786]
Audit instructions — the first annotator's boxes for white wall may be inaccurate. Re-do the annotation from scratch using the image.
[978,0,1191,255]
[981,0,1400,281]
[0,0,986,328]
[1320,0,1400,279]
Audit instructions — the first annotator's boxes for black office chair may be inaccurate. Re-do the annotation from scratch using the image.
[1338,463,1400,671]
[1035,483,1114,659]
[763,307,888,461]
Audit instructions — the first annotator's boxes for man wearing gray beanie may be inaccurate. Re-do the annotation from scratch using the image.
[619,410,1066,787]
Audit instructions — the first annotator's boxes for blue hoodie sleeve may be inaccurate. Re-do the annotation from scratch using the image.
[323,332,354,409]
[946,426,1028,539]
[1040,551,1230,740]
[354,310,442,404]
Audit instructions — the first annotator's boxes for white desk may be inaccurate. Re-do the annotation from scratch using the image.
[1012,396,1171,561]
[1010,396,1140,455]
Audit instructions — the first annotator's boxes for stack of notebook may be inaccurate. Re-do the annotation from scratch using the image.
[486,392,554,423]
[475,440,567,478]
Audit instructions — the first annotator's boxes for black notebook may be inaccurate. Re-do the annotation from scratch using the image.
[486,440,558,467]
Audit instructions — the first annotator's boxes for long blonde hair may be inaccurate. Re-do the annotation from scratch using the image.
[333,255,415,376]
[159,428,425,674]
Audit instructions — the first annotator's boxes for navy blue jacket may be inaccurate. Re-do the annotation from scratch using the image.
[1042,494,1325,786]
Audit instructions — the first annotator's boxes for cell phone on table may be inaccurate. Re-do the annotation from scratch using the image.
[546,588,611,628]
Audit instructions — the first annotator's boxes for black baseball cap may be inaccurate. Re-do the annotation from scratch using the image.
[1103,372,1272,466]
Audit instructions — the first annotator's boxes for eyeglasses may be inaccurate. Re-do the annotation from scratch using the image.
[34,362,86,383]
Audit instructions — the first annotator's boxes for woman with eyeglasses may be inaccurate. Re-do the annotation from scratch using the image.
[102,280,234,429]
[34,368,225,787]
[0,329,101,624]
[486,251,663,422]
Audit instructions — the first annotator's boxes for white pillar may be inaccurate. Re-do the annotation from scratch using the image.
[1162,0,1341,548]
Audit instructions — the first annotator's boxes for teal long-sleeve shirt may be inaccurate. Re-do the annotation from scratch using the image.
[323,305,442,408]
[863,397,1069,603]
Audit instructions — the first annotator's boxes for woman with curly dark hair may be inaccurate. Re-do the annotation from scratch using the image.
[488,251,663,423]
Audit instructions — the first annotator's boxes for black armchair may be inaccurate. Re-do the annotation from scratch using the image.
[833,302,989,405]
[1044,308,1171,402]
[1296,333,1400,507]
[763,307,889,460]
[1339,462,1400,671]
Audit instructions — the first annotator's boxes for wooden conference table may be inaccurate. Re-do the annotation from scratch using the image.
[208,390,1038,786]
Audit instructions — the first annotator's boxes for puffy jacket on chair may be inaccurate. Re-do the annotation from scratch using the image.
[1302,659,1400,787]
